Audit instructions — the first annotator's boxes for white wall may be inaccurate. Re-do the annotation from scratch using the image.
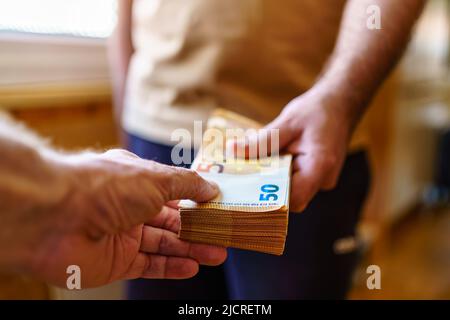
[0,32,110,86]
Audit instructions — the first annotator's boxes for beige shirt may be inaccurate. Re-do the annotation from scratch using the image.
[123,0,347,146]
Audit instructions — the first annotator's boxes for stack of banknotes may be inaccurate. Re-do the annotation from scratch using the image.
[179,109,292,255]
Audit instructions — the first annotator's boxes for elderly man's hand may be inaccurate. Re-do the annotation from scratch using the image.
[17,149,225,288]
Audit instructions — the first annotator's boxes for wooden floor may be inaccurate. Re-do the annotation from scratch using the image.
[349,207,450,299]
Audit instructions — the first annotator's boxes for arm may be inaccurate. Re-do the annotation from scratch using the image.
[316,0,426,130]
[0,114,225,287]
[237,0,425,212]
[108,0,134,122]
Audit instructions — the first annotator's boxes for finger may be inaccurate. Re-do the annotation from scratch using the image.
[143,255,199,279]
[125,253,200,280]
[320,151,344,190]
[321,163,342,190]
[290,152,333,212]
[145,206,181,233]
[164,166,220,202]
[140,225,227,266]
[166,200,180,210]
[227,117,295,159]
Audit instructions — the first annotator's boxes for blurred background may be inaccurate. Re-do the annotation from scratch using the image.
[0,0,449,299]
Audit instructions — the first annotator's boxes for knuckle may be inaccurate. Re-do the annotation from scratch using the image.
[189,169,202,181]
[191,171,207,190]
[163,167,193,199]
[105,148,139,159]
[178,167,201,183]
[185,169,203,190]
[158,231,172,252]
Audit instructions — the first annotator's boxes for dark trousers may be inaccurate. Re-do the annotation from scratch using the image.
[126,133,371,299]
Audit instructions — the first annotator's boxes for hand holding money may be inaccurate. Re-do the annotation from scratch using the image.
[179,109,292,255]
[0,123,227,288]
[231,88,354,212]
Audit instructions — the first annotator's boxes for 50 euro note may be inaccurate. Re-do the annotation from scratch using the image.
[179,109,292,255]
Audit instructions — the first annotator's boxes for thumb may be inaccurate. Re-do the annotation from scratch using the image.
[164,167,220,202]
[226,117,295,159]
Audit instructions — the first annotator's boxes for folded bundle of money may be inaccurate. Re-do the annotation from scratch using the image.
[179,109,292,255]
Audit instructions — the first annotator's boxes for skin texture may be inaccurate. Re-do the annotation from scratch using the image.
[0,115,226,288]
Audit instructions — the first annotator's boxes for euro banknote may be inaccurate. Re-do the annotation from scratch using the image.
[178,109,292,255]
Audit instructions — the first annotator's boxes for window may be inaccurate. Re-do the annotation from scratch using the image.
[0,0,117,38]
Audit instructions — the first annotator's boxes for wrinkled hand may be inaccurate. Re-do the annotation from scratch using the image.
[233,87,355,212]
[28,149,226,288]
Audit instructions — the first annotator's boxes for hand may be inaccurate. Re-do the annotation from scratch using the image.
[233,86,356,212]
[18,149,226,288]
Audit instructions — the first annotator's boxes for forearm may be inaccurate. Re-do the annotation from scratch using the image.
[108,0,134,122]
[315,0,425,127]
[0,115,69,271]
